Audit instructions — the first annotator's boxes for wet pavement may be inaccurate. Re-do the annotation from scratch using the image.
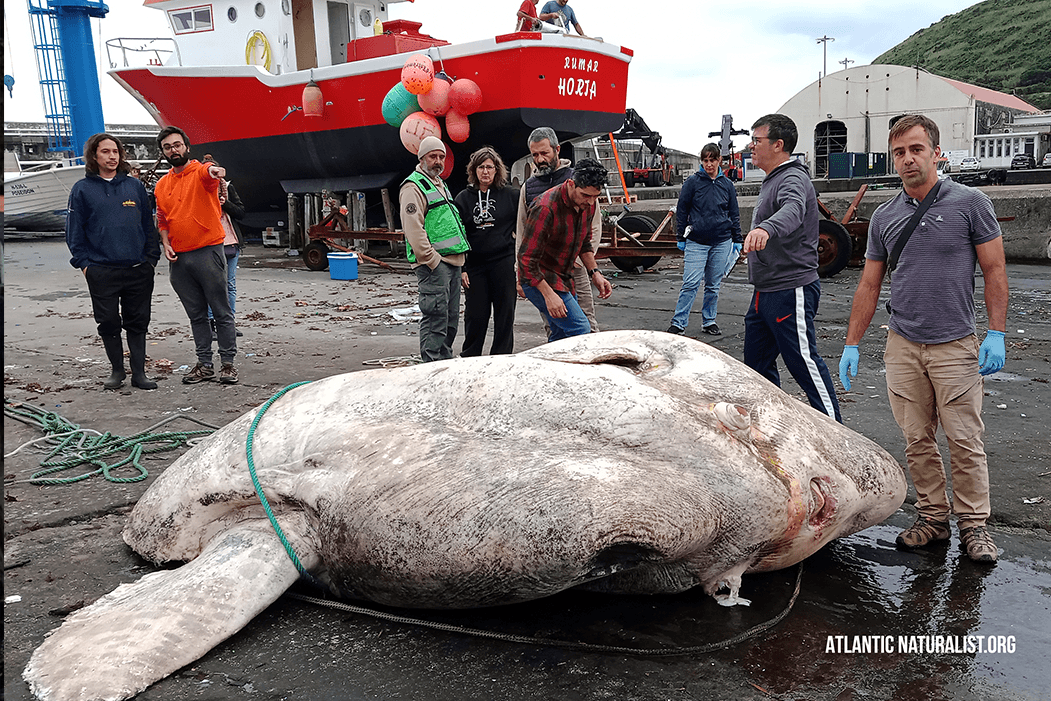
[4,238,1050,700]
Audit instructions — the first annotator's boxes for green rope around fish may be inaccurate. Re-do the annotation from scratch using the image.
[4,399,217,485]
[245,381,324,587]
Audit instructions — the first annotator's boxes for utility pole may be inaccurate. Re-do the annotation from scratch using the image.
[816,35,835,78]
[839,57,854,71]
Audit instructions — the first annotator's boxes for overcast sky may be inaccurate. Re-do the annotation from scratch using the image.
[4,0,985,155]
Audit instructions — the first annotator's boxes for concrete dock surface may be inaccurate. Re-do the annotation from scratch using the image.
[4,237,1050,701]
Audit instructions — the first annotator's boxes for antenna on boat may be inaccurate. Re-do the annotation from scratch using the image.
[428,46,450,82]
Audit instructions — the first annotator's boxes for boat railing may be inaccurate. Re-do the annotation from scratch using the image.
[105,38,181,69]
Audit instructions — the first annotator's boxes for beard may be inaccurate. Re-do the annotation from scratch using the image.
[165,152,189,167]
[536,156,558,175]
[426,163,444,178]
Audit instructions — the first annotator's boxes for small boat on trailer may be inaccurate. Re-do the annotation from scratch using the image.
[109,0,633,229]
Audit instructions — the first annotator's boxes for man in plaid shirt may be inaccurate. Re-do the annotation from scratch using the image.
[518,158,612,341]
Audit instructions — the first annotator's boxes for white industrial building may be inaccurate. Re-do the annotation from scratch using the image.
[777,64,1042,177]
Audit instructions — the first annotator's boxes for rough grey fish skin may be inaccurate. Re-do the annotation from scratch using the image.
[24,330,906,701]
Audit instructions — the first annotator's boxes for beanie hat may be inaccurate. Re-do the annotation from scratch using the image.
[417,136,446,159]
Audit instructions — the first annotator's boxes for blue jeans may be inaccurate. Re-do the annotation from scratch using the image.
[670,238,733,331]
[522,284,591,341]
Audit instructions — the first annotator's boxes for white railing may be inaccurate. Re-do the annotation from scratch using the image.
[105,38,180,69]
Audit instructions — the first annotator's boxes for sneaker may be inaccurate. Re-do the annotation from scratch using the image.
[702,324,722,336]
[959,525,998,563]
[182,362,216,384]
[219,363,238,384]
[666,325,684,335]
[895,516,950,549]
[236,329,244,337]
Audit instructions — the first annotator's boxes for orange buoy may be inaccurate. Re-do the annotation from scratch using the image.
[399,111,441,154]
[445,110,470,143]
[440,144,455,179]
[401,55,435,95]
[448,79,482,116]
[418,78,451,116]
[302,80,323,117]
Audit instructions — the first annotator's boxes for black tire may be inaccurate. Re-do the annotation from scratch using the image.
[647,170,661,187]
[817,219,852,278]
[302,241,330,271]
[609,214,662,272]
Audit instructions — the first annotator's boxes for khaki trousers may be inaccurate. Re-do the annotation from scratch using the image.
[884,330,990,528]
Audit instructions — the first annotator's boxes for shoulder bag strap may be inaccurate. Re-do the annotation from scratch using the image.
[887,179,942,273]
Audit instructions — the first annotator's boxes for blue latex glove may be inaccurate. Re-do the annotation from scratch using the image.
[978,330,1006,376]
[839,345,859,390]
[677,241,686,251]
[723,243,743,278]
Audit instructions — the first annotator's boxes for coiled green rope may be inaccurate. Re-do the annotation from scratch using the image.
[244,381,323,587]
[4,399,216,485]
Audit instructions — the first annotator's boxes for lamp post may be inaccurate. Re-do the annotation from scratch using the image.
[839,57,854,71]
[816,35,835,78]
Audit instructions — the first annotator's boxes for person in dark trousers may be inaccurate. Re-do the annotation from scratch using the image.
[668,142,742,336]
[399,136,471,362]
[454,146,519,356]
[154,126,239,384]
[742,114,841,422]
[66,132,160,390]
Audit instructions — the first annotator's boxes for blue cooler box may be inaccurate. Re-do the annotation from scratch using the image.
[328,252,359,280]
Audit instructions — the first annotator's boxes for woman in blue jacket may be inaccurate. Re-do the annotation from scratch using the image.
[667,143,742,336]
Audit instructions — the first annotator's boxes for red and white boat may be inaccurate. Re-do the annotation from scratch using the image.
[109,0,632,225]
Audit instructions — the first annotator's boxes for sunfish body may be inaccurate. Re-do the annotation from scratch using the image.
[25,330,905,700]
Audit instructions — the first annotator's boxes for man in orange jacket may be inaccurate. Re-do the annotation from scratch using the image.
[155,126,238,384]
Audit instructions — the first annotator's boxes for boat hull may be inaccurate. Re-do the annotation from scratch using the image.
[111,34,631,219]
[3,167,84,232]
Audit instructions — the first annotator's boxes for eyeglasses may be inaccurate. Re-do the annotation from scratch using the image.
[476,165,496,171]
[750,136,778,146]
[161,142,186,153]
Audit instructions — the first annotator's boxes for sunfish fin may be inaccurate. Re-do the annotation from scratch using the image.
[24,521,304,701]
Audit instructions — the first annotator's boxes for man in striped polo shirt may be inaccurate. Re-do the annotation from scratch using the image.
[839,114,1008,563]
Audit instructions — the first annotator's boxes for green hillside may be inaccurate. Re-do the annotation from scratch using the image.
[874,0,1051,110]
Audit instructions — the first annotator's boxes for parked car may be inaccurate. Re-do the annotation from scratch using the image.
[1041,152,1051,168]
[958,157,980,172]
[1011,153,1036,170]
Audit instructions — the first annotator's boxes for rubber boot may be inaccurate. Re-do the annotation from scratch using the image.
[101,335,127,390]
[127,333,158,390]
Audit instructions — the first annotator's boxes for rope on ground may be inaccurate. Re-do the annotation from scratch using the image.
[287,564,804,656]
[3,399,219,486]
[361,355,422,368]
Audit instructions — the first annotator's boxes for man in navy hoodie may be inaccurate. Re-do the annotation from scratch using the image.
[742,114,840,421]
[66,133,160,390]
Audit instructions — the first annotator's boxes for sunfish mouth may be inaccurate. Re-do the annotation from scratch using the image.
[809,476,838,527]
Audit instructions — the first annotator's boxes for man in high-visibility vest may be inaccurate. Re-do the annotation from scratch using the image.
[400,136,470,362]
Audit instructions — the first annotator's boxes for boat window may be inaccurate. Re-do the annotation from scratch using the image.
[168,5,213,34]
[256,2,266,18]
[228,7,237,22]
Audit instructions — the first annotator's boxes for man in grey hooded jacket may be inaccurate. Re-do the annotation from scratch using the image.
[741,113,841,422]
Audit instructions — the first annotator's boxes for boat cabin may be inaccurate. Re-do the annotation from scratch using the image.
[145,0,446,72]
